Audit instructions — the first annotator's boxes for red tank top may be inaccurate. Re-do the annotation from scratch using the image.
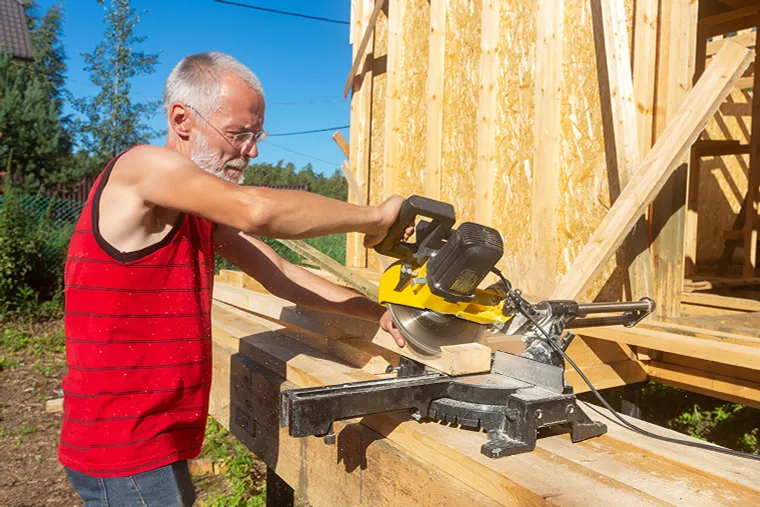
[59,149,216,477]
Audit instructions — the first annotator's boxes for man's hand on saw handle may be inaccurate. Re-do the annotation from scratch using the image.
[364,195,416,249]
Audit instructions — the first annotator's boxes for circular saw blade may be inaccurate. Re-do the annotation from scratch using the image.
[387,303,486,357]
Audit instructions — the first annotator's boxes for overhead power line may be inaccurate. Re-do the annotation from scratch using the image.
[213,0,350,25]
[266,141,341,168]
[269,126,349,137]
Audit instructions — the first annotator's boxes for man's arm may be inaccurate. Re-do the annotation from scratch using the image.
[215,225,407,346]
[115,145,401,246]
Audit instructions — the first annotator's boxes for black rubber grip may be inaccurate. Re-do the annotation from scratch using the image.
[374,195,456,259]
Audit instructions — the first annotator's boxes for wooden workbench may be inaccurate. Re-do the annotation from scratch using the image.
[209,290,760,506]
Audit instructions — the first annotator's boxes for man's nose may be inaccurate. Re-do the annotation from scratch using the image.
[241,141,258,159]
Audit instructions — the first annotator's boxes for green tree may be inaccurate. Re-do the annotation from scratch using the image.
[22,1,68,115]
[0,53,65,188]
[243,161,348,201]
[72,0,163,165]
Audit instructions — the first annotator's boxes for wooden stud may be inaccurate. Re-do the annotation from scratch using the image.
[424,0,446,201]
[45,398,63,414]
[700,4,760,37]
[551,41,753,300]
[742,23,760,278]
[332,131,350,158]
[474,0,500,227]
[650,0,698,318]
[382,0,406,201]
[343,0,386,99]
[592,0,653,300]
[530,0,565,297]
[632,0,659,178]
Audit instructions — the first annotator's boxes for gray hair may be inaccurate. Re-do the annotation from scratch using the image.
[163,52,264,126]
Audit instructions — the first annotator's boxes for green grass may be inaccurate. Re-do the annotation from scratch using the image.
[198,418,266,507]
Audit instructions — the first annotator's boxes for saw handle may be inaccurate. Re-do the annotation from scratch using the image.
[374,195,456,260]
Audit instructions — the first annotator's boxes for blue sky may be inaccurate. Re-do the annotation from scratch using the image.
[35,0,353,175]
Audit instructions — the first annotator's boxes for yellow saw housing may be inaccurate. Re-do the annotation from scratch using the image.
[378,261,512,327]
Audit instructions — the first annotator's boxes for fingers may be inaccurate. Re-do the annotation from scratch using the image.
[390,327,406,347]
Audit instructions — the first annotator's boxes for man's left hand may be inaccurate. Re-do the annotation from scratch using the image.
[379,310,406,347]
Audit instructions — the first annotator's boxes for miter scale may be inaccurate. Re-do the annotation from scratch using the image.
[280,196,655,458]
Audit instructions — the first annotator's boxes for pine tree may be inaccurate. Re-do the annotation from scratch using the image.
[72,0,163,163]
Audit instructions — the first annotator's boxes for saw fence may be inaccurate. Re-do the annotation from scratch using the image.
[210,272,760,505]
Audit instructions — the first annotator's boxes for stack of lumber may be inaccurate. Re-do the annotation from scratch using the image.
[209,275,760,505]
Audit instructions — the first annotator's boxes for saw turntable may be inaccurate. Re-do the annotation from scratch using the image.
[281,196,655,458]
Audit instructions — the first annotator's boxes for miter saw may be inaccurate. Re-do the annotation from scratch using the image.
[281,196,655,458]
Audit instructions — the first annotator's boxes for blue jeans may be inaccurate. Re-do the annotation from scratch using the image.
[65,461,196,506]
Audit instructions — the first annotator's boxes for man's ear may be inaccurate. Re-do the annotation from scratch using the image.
[169,102,191,139]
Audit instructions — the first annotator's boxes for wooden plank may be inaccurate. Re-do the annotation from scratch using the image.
[643,319,760,347]
[341,161,365,205]
[343,0,385,99]
[346,0,372,269]
[45,398,63,414]
[565,360,647,394]
[212,304,760,505]
[700,4,760,37]
[680,291,760,311]
[650,0,698,317]
[369,333,492,376]
[680,303,748,317]
[706,28,756,57]
[684,27,708,279]
[277,239,379,300]
[648,360,760,409]
[551,41,753,300]
[424,0,446,200]
[576,324,760,370]
[743,25,760,278]
[692,139,749,157]
[474,0,500,227]
[382,0,406,200]
[592,0,653,300]
[633,0,659,164]
[578,401,760,494]
[530,0,564,297]
[332,131,350,158]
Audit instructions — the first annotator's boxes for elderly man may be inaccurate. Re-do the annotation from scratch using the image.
[60,52,409,506]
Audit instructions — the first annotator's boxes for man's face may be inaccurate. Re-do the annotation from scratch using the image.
[189,73,266,184]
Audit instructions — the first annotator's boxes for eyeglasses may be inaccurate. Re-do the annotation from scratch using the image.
[185,103,268,150]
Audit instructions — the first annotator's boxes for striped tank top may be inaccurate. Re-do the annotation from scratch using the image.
[58,148,216,477]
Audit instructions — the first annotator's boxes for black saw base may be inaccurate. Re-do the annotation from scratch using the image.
[280,355,607,459]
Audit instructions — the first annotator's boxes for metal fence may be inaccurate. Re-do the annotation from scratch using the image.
[0,193,85,225]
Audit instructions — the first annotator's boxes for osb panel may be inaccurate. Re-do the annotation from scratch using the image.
[439,0,482,225]
[698,87,752,264]
[491,0,537,286]
[368,11,389,272]
[393,0,429,199]
[555,0,634,302]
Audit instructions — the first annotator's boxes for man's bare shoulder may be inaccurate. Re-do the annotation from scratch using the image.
[113,145,194,185]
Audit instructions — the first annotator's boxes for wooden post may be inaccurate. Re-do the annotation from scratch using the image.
[266,467,294,507]
[530,0,565,297]
[424,0,447,200]
[382,0,406,201]
[346,0,375,269]
[650,0,698,317]
[743,18,760,278]
[474,0,500,227]
[683,27,709,279]
[591,0,653,300]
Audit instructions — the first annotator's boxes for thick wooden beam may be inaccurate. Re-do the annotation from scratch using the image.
[530,0,565,297]
[424,0,446,200]
[551,41,753,300]
[633,0,659,176]
[592,0,653,300]
[650,0,698,318]
[700,4,760,37]
[474,0,500,227]
[680,291,760,312]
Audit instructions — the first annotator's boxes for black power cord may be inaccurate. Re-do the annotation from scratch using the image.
[491,269,760,462]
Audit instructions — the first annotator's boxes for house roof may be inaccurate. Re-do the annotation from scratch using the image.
[0,0,34,60]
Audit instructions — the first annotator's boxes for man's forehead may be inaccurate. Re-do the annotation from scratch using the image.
[216,74,266,123]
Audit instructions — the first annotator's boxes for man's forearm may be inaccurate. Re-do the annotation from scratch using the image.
[276,262,385,323]
[244,187,384,239]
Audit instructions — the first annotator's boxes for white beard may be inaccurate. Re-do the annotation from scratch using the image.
[190,135,247,184]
